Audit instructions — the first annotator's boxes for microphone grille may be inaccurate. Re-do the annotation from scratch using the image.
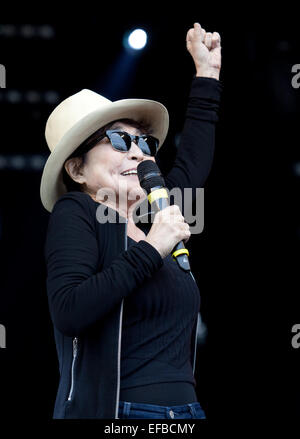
[137,160,165,194]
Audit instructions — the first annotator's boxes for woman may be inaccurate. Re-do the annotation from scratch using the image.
[41,22,222,419]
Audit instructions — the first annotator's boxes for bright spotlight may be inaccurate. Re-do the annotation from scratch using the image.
[127,29,147,50]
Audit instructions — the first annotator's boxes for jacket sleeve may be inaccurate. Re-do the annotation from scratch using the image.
[161,77,222,194]
[45,194,163,337]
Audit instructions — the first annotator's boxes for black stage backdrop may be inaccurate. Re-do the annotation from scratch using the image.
[0,8,299,429]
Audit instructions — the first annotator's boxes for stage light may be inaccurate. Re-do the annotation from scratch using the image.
[44,91,60,104]
[20,25,35,38]
[0,24,55,39]
[0,155,8,169]
[10,155,26,170]
[38,25,55,39]
[25,91,41,103]
[0,24,16,37]
[29,154,47,170]
[293,162,300,177]
[127,29,147,50]
[1,89,60,104]
[0,154,47,171]
[6,90,22,103]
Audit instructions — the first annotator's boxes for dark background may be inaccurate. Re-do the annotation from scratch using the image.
[0,9,299,426]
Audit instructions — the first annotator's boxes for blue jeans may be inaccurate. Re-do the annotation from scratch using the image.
[118,401,206,419]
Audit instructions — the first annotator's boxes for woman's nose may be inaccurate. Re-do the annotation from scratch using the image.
[127,141,144,160]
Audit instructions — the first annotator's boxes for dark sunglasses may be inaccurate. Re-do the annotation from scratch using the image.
[98,130,159,157]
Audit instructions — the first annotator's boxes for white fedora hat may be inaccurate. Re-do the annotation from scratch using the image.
[40,88,169,212]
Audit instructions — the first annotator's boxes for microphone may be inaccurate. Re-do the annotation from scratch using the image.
[137,160,191,272]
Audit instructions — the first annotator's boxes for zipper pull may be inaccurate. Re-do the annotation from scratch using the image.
[73,337,78,357]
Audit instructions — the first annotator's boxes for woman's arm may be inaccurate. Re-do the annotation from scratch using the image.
[45,193,163,337]
[162,22,222,193]
[163,77,222,192]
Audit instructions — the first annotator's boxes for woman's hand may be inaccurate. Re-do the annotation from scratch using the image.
[144,205,191,259]
[186,22,221,80]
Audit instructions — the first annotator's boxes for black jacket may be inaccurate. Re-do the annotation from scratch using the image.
[44,77,222,419]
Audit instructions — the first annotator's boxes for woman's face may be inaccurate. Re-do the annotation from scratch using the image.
[65,121,156,208]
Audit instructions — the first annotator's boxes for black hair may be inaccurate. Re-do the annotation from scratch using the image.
[62,118,151,193]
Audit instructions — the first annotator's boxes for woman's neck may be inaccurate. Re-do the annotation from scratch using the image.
[89,192,141,223]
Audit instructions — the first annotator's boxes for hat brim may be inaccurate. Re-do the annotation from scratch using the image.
[40,98,169,212]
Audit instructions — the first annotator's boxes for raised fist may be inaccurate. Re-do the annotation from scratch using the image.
[186,22,221,80]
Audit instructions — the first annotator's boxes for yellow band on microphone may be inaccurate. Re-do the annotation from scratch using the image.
[172,248,189,259]
[147,188,169,204]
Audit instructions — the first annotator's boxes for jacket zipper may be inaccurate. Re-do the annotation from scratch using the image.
[189,271,199,374]
[114,219,127,419]
[68,336,78,401]
[113,219,198,416]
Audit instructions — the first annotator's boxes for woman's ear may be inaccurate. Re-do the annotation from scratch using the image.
[64,157,85,184]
